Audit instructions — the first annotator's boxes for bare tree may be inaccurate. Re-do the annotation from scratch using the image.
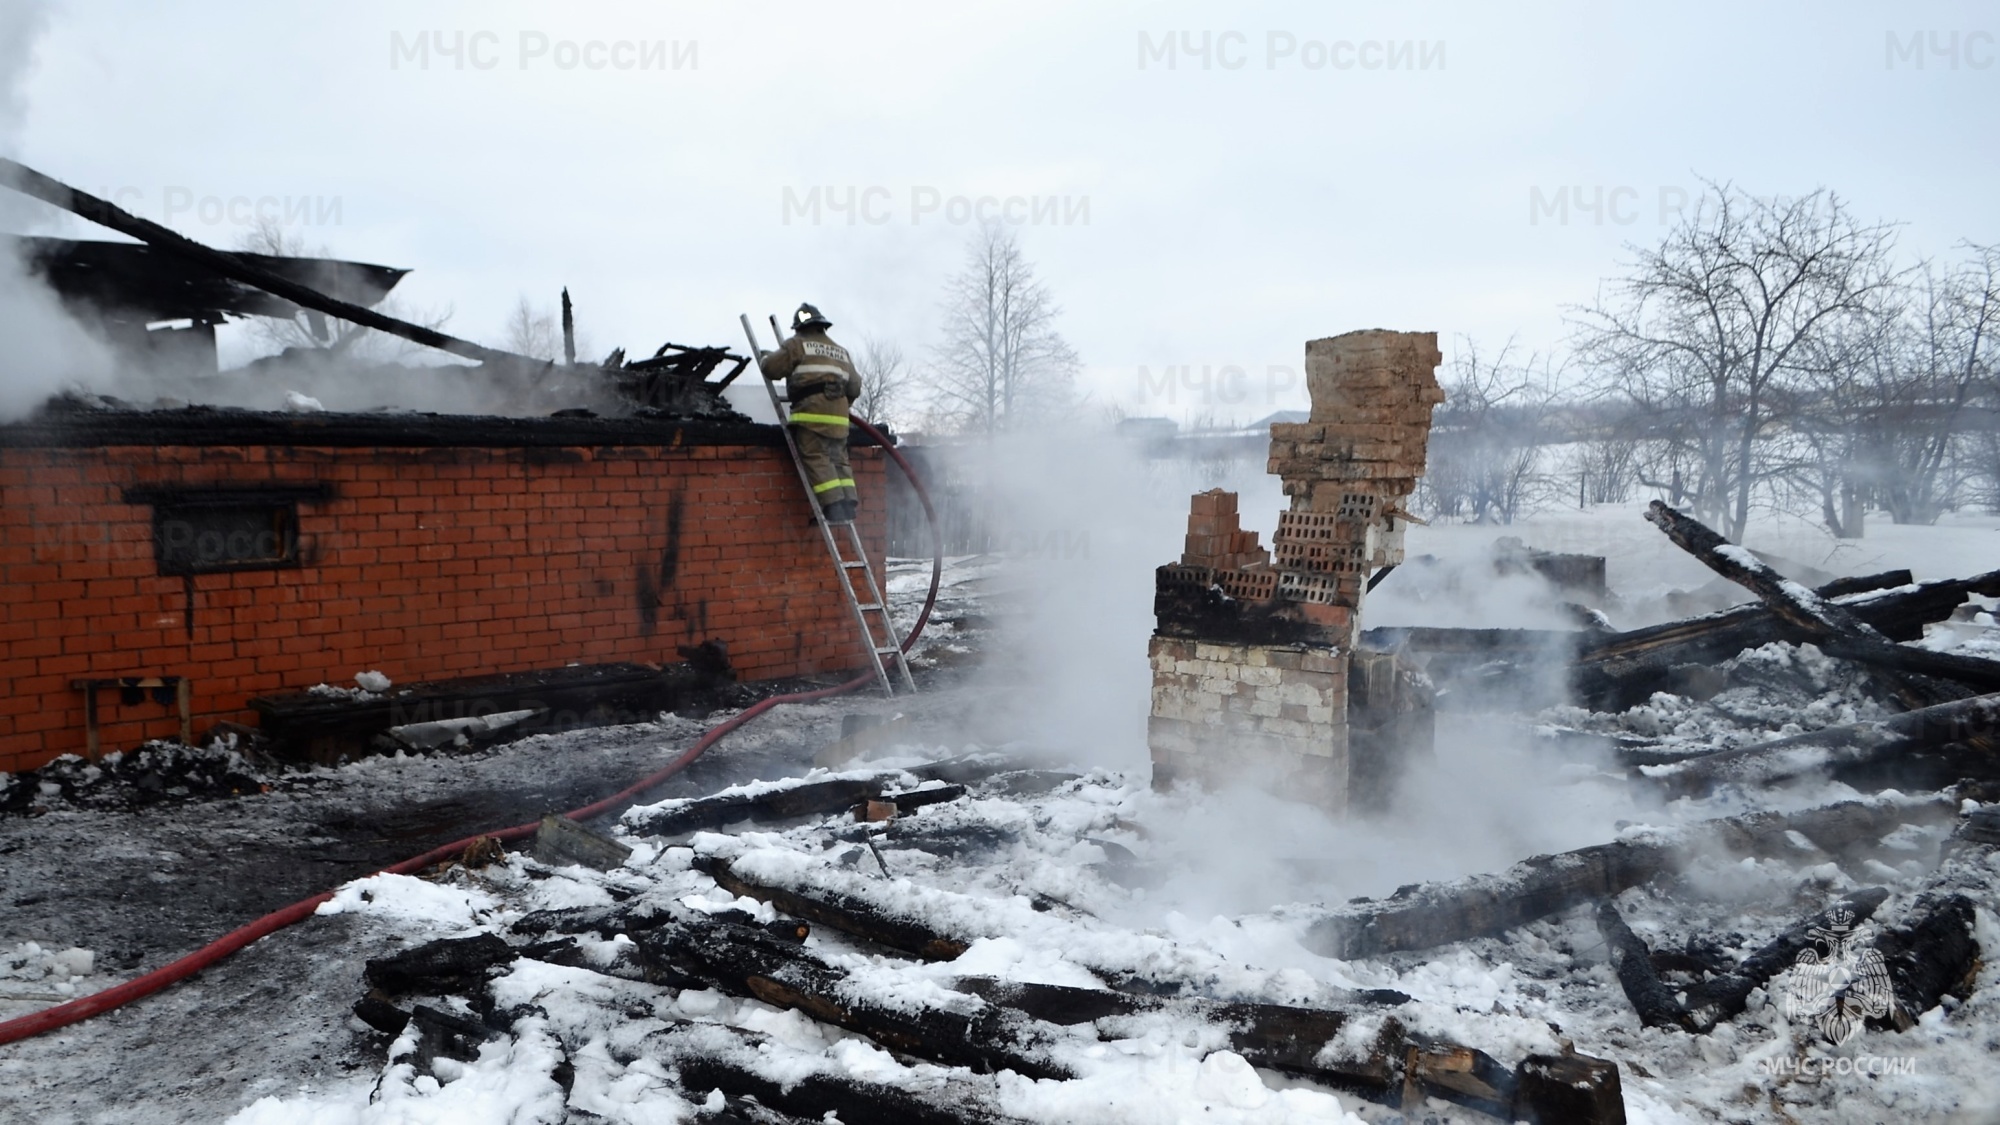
[1567,433,1640,507]
[1787,246,1995,532]
[852,335,912,427]
[233,217,454,362]
[502,296,560,361]
[1572,181,1902,540]
[1417,339,1560,525]
[931,224,1079,435]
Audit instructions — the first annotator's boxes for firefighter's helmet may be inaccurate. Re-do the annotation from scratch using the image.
[792,302,832,332]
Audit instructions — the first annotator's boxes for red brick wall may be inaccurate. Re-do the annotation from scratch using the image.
[0,440,887,773]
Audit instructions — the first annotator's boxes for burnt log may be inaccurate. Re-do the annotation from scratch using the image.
[629,777,891,836]
[955,977,1431,1104]
[957,978,1516,1115]
[364,933,516,996]
[1402,1042,1520,1120]
[1643,502,2000,702]
[639,919,1072,1080]
[352,992,412,1036]
[701,856,971,960]
[886,783,968,812]
[1303,794,1958,959]
[1595,901,1693,1031]
[1642,692,2000,798]
[1680,887,1890,1033]
[1514,1053,1626,1125]
[656,1023,1030,1125]
[1567,569,1995,710]
[628,761,999,836]
[0,158,526,366]
[1579,569,1910,663]
[1869,893,1982,1032]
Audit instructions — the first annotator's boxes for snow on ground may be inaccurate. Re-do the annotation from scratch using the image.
[208,752,2000,1125]
[4,525,1999,1122]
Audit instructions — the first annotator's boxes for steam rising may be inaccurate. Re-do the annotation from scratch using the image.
[941,426,1669,921]
[0,0,115,418]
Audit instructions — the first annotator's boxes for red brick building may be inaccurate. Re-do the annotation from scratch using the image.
[0,407,887,773]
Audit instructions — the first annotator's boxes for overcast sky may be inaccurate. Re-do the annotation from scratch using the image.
[5,0,1997,422]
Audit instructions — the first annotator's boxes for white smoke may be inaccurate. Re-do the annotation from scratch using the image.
[918,419,1670,923]
[0,0,115,419]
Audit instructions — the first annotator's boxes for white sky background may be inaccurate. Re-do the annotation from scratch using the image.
[5,0,1997,424]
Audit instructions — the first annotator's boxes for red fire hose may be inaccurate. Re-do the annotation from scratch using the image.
[0,414,941,1047]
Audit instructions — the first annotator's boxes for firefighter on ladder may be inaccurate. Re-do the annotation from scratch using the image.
[761,302,863,524]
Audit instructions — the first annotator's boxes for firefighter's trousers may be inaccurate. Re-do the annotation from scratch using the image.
[791,425,857,508]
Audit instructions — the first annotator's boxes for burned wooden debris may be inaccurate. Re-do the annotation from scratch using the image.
[1642,501,2000,705]
[1301,792,1966,960]
[1598,886,1897,1035]
[655,1023,1033,1125]
[622,753,1012,837]
[251,661,732,764]
[1365,500,2000,732]
[1569,568,2000,710]
[1594,899,1695,1031]
[701,854,972,960]
[1641,691,2000,798]
[372,889,1623,1124]
[1514,1053,1625,1125]
[638,916,1076,1080]
[1866,891,1983,1033]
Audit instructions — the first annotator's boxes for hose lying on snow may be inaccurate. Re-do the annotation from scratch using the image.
[0,414,941,1047]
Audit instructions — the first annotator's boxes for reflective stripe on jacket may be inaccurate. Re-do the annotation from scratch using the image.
[760,329,862,437]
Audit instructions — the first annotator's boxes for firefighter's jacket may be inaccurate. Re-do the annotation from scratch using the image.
[760,329,863,438]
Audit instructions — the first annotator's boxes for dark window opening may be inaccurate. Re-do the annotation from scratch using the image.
[124,484,330,576]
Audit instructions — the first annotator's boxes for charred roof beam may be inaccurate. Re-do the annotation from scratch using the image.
[0,157,530,367]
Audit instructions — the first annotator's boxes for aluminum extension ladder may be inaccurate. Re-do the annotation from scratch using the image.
[740,314,915,697]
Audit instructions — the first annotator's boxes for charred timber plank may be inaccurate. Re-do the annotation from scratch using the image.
[1310,839,1674,961]
[1643,693,2000,798]
[952,978,1145,1024]
[959,979,1398,1096]
[1514,1053,1626,1125]
[701,856,971,960]
[1869,893,1981,1033]
[628,778,888,836]
[1643,503,1997,701]
[1403,1042,1519,1119]
[1681,887,1890,1033]
[1303,795,1957,959]
[1816,637,2000,693]
[629,760,1003,837]
[955,978,1508,1113]
[1642,502,1884,639]
[655,1024,1029,1125]
[364,933,516,996]
[1594,901,1693,1031]
[639,919,1071,1079]
[0,158,523,366]
[1567,570,1982,710]
[1576,569,1914,666]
